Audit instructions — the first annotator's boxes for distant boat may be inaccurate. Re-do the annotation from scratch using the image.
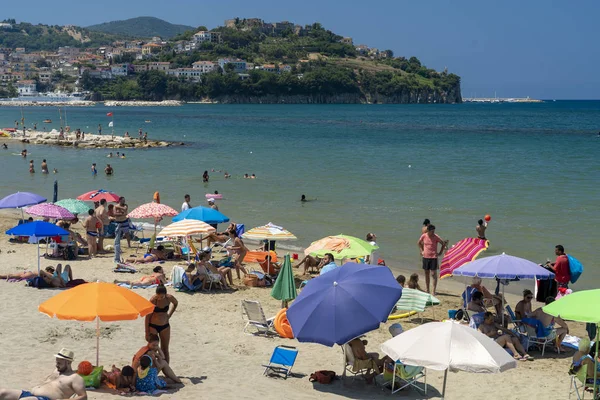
[145,120,151,123]
[43,119,52,123]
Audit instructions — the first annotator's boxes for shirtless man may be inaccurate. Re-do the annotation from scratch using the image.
[515,289,534,320]
[41,159,49,174]
[84,209,100,257]
[95,199,110,252]
[0,348,87,400]
[113,197,130,263]
[476,219,488,240]
[104,164,113,175]
[479,312,532,361]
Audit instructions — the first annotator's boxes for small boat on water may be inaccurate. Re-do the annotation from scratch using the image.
[43,119,52,123]
[145,120,151,123]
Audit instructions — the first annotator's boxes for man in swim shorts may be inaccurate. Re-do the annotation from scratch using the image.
[417,224,448,295]
[84,209,100,257]
[0,348,87,399]
[95,199,110,252]
[113,197,130,263]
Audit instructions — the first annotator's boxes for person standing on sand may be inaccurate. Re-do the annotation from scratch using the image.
[84,209,100,257]
[549,244,570,288]
[113,196,130,263]
[0,348,87,400]
[365,233,382,265]
[228,230,249,279]
[417,224,448,295]
[145,285,178,364]
[96,199,110,253]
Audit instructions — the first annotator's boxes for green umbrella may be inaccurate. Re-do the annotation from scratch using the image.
[305,234,378,260]
[271,254,297,308]
[543,290,600,397]
[55,199,92,215]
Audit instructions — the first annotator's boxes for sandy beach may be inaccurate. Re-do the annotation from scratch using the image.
[0,210,586,400]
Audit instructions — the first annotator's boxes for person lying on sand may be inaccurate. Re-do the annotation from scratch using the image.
[0,348,87,400]
[125,246,167,264]
[132,334,181,384]
[1,264,72,288]
[114,266,166,287]
[102,365,135,392]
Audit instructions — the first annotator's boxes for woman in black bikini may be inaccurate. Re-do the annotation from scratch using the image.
[145,285,178,364]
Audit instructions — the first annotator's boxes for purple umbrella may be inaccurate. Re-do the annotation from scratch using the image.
[286,262,402,347]
[0,192,47,219]
[25,203,75,220]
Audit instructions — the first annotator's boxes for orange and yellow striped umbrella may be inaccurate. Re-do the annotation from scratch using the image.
[158,219,216,237]
[243,222,297,241]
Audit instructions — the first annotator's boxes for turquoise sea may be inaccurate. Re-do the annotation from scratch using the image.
[0,101,598,289]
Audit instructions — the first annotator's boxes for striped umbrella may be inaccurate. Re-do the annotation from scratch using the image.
[25,203,75,220]
[158,219,216,237]
[128,203,178,219]
[439,238,489,279]
[243,222,297,241]
[55,199,92,215]
[305,234,378,260]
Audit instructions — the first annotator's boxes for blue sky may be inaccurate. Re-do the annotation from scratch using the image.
[3,0,599,99]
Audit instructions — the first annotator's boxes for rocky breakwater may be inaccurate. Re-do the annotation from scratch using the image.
[104,100,183,107]
[0,100,96,107]
[21,131,184,149]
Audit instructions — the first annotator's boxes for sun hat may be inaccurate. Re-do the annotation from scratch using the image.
[207,198,215,203]
[55,348,75,361]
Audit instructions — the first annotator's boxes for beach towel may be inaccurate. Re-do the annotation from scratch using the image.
[395,288,440,313]
[562,335,595,351]
[170,266,185,288]
[522,317,553,338]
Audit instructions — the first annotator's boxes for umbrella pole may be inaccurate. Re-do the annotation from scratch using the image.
[441,368,448,399]
[502,284,505,327]
[594,324,599,398]
[37,241,40,273]
[96,318,100,366]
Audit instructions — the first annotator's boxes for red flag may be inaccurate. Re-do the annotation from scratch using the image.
[106,112,113,117]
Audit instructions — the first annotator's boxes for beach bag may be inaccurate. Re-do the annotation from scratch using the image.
[64,246,77,261]
[567,254,583,284]
[309,370,336,384]
[243,274,260,287]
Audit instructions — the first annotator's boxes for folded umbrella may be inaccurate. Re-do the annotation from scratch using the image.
[440,238,489,279]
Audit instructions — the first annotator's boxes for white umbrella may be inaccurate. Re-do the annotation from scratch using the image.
[381,321,517,398]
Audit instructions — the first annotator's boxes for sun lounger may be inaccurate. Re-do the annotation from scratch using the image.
[241,299,276,336]
[263,345,298,379]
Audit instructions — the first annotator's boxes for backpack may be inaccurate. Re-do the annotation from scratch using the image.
[309,370,336,384]
[567,254,583,284]
[63,246,77,261]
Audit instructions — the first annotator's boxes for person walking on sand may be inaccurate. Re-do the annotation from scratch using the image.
[145,285,178,364]
[113,196,130,263]
[228,229,249,279]
[0,348,87,400]
[84,209,100,257]
[417,224,448,295]
[549,244,570,288]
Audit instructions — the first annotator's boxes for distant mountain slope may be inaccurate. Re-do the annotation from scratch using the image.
[87,16,194,39]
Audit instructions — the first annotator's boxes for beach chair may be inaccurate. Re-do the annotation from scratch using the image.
[522,323,557,356]
[197,263,223,291]
[241,300,276,336]
[263,345,298,379]
[569,363,593,400]
[342,343,373,381]
[383,362,427,395]
[505,305,527,332]
[468,311,486,330]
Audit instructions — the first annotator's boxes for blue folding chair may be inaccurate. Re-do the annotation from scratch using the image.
[263,345,298,379]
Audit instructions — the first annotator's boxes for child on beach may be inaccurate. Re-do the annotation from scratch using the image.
[103,365,135,392]
[135,355,167,393]
[91,163,97,175]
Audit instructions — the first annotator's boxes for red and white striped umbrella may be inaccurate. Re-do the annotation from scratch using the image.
[439,238,489,279]
[25,203,75,220]
[128,203,178,219]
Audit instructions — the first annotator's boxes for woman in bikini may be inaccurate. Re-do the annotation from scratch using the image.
[125,245,167,264]
[2,265,72,288]
[197,250,232,288]
[114,266,166,287]
[228,230,248,279]
[145,285,177,364]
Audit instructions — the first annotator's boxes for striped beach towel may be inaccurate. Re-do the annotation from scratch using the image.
[395,288,440,313]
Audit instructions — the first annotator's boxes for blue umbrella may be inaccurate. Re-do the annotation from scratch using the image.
[6,221,69,272]
[0,191,47,219]
[453,252,554,325]
[172,206,230,224]
[287,263,402,347]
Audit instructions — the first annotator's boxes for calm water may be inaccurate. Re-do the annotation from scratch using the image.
[1,102,599,288]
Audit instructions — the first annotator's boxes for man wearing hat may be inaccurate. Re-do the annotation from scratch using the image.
[0,348,87,399]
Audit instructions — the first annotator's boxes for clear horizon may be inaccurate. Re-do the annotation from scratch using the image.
[3,0,599,100]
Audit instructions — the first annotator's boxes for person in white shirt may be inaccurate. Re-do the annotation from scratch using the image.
[181,194,191,212]
[365,233,383,265]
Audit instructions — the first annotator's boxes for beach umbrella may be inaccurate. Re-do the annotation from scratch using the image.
[381,321,517,399]
[304,234,378,260]
[158,219,216,237]
[543,290,600,397]
[55,199,92,215]
[172,206,229,224]
[286,262,401,346]
[0,191,47,219]
[243,222,297,241]
[39,282,154,366]
[440,238,489,279]
[453,252,555,325]
[271,254,297,307]
[76,189,120,203]
[5,221,68,272]
[128,203,178,219]
[25,203,75,220]
[53,180,58,203]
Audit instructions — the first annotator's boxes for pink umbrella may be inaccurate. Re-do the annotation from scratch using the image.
[77,190,121,203]
[440,238,489,279]
[25,203,75,220]
[128,203,178,219]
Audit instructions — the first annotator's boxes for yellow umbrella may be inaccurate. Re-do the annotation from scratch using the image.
[39,282,154,365]
[243,222,297,241]
[158,219,216,237]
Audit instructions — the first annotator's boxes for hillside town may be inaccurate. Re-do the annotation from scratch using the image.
[0,18,392,98]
